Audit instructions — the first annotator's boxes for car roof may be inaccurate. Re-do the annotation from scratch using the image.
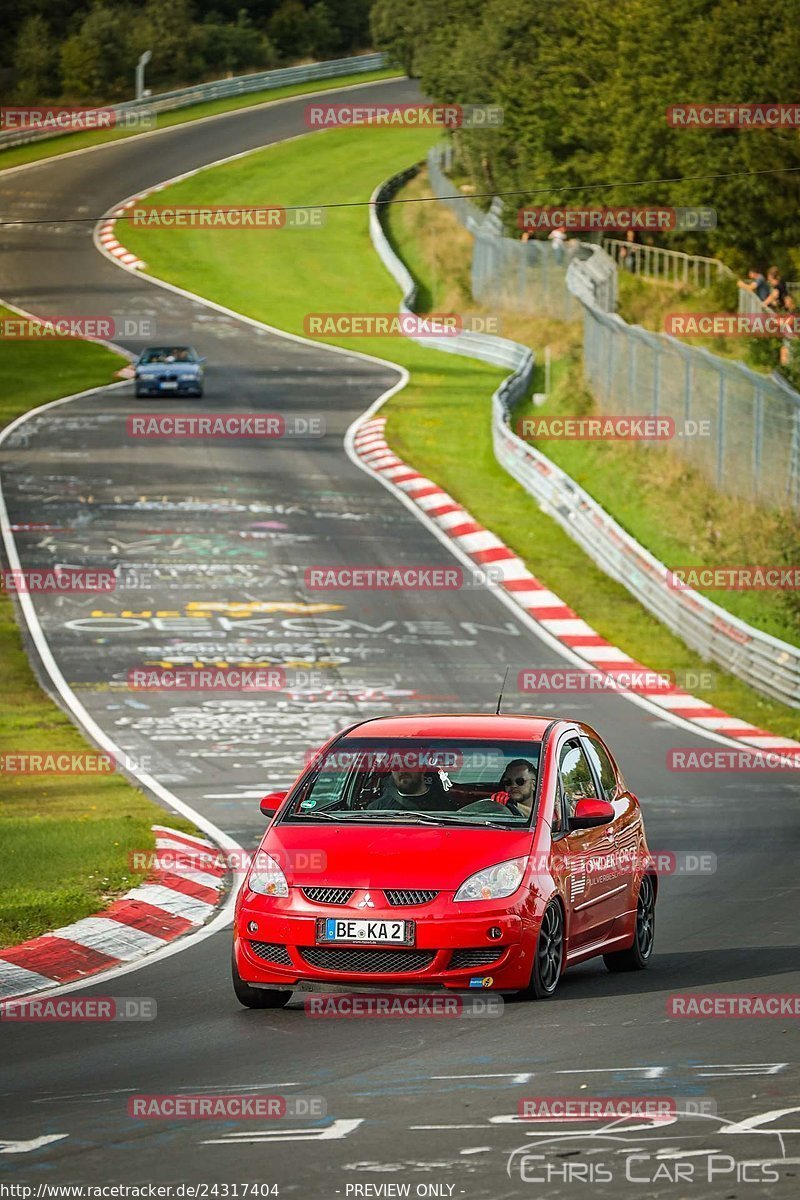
[343,713,556,740]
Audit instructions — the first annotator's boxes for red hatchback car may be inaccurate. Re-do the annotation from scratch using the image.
[232,714,657,1007]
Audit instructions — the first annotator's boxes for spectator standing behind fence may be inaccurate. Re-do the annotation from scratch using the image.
[738,268,772,303]
[618,228,640,272]
[521,229,540,260]
[765,267,796,312]
[548,226,567,264]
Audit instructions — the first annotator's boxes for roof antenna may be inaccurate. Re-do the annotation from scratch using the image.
[495,666,510,715]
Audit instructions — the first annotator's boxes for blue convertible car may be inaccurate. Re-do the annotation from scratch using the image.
[134,346,205,398]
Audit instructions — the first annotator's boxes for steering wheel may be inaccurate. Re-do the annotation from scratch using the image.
[458,798,512,815]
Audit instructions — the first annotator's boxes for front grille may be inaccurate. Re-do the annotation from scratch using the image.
[300,947,435,974]
[249,941,292,965]
[302,887,354,905]
[384,889,438,906]
[449,947,503,969]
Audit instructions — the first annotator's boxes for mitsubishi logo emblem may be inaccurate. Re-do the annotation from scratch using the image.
[357,892,375,908]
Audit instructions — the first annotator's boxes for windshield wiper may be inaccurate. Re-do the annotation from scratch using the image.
[286,810,380,822]
[286,810,519,828]
[286,809,346,821]
[356,811,505,827]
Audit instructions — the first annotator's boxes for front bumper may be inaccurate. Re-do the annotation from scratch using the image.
[136,378,202,394]
[234,898,534,991]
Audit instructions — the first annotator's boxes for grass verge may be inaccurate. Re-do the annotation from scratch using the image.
[0,311,195,947]
[121,134,800,739]
[0,69,400,173]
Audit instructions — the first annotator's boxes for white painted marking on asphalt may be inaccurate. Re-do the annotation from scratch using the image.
[491,1114,676,1132]
[432,1073,534,1084]
[653,1148,722,1159]
[202,1118,364,1144]
[695,1063,787,1076]
[721,1108,800,1135]
[558,1067,667,1078]
[0,1135,68,1153]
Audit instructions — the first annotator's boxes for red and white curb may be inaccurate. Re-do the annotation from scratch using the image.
[353,416,800,758]
[97,198,147,271]
[0,826,228,1001]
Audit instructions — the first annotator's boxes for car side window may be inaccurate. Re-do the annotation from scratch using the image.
[558,739,597,819]
[583,736,618,802]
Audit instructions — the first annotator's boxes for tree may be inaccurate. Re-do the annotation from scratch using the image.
[197,9,277,75]
[369,0,432,76]
[268,1,310,58]
[60,3,139,100]
[13,14,58,102]
[139,0,204,90]
[305,4,338,58]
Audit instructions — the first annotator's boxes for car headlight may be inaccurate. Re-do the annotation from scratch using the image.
[179,373,195,381]
[454,857,527,902]
[246,850,289,897]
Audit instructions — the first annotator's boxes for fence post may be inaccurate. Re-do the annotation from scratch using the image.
[716,373,726,487]
[605,321,615,404]
[628,336,637,413]
[753,385,764,499]
[653,345,661,422]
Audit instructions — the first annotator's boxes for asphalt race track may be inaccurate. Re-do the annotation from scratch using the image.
[1,78,799,1197]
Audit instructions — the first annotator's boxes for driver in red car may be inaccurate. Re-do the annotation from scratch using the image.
[492,759,537,817]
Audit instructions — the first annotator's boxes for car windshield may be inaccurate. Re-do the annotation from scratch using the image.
[282,739,542,827]
[140,347,195,363]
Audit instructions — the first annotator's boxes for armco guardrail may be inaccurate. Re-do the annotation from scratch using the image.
[0,53,388,151]
[371,160,800,709]
[491,419,800,708]
[371,167,534,386]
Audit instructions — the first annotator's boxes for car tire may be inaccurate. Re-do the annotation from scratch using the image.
[195,388,204,398]
[604,873,656,972]
[232,955,292,1009]
[134,387,144,398]
[521,900,564,999]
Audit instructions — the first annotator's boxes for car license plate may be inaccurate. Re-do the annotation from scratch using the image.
[160,381,179,390]
[319,918,410,944]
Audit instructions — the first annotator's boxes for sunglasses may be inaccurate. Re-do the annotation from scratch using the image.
[501,774,530,787]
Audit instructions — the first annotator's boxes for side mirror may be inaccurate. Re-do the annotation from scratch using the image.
[260,790,287,818]
[569,797,614,830]
[198,356,207,364]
